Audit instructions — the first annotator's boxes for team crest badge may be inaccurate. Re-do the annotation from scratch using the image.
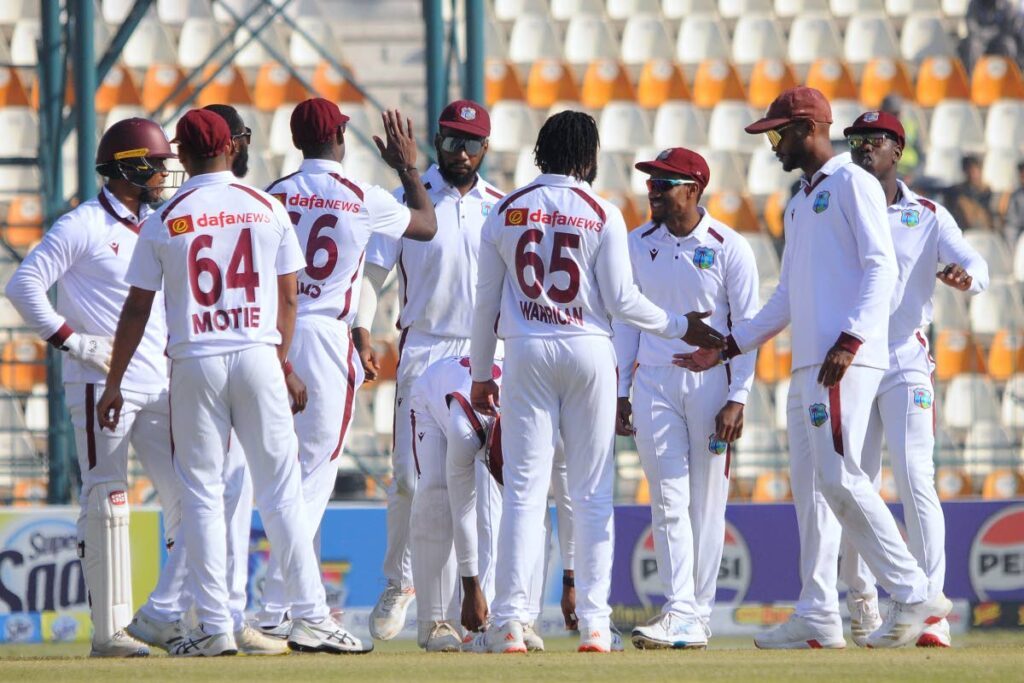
[460,106,477,121]
[708,434,728,455]
[481,202,493,217]
[505,208,527,226]
[863,111,880,123]
[913,388,932,409]
[657,149,672,161]
[166,214,195,237]
[809,403,828,427]
[901,209,920,228]
[812,191,830,214]
[693,247,715,270]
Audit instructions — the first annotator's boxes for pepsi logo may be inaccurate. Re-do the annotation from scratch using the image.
[969,505,1024,601]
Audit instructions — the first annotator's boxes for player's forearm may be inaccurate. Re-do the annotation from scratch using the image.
[4,266,69,344]
[276,272,298,363]
[845,255,898,342]
[726,346,757,404]
[107,287,155,387]
[469,242,504,382]
[611,321,640,396]
[397,167,437,241]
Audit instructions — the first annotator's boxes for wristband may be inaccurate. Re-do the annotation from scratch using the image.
[47,323,74,350]
[562,574,575,588]
[282,360,294,377]
[722,334,742,361]
[835,332,863,356]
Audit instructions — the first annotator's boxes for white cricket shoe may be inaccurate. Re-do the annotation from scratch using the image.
[866,594,952,649]
[754,614,845,649]
[169,626,238,657]
[418,621,462,652]
[631,612,708,650]
[848,594,882,648]
[90,629,150,657]
[369,582,415,640]
[288,617,373,654]
[579,626,612,653]
[463,621,527,653]
[126,611,184,652]
[235,624,290,655]
[610,624,625,652]
[522,622,545,652]
[916,617,951,648]
[257,619,292,640]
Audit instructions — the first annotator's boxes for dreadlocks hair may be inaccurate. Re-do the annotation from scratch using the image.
[533,111,599,184]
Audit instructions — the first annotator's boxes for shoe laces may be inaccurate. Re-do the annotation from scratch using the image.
[379,584,407,610]
[881,601,906,628]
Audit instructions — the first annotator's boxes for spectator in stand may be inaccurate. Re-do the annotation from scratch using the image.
[959,0,1024,72]
[1003,161,1024,248]
[949,155,997,231]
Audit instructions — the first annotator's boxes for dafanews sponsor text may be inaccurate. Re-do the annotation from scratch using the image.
[505,207,603,232]
[280,193,362,213]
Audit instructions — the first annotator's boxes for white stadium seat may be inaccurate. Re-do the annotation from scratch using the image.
[508,13,562,65]
[775,0,831,16]
[488,101,541,152]
[964,232,1013,279]
[708,102,761,152]
[289,17,335,68]
[630,146,659,195]
[699,149,749,193]
[234,22,289,68]
[720,0,774,19]
[1000,374,1024,432]
[123,18,177,68]
[158,0,213,24]
[828,99,863,140]
[941,0,968,16]
[745,382,776,430]
[885,0,941,15]
[774,377,791,430]
[969,279,1023,335]
[677,16,731,66]
[178,18,225,69]
[0,1,39,25]
[494,0,549,22]
[943,374,1000,431]
[747,147,800,196]
[830,0,885,16]
[900,13,954,65]
[732,15,787,66]
[923,149,966,186]
[0,107,38,157]
[621,14,675,65]
[102,0,136,24]
[984,149,1023,194]
[985,100,1024,152]
[514,148,539,188]
[963,421,1016,475]
[213,0,261,24]
[599,102,653,152]
[746,233,781,281]
[931,276,971,329]
[652,102,709,149]
[733,425,783,479]
[929,101,985,152]
[551,0,605,20]
[663,0,719,16]
[564,15,619,65]
[592,151,632,194]
[844,14,900,65]
[788,14,844,66]
[9,18,40,67]
[269,105,297,156]
[608,0,664,19]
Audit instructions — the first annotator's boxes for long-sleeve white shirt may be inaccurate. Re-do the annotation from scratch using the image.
[470,174,690,382]
[5,187,169,393]
[732,153,898,371]
[613,209,760,404]
[887,180,989,342]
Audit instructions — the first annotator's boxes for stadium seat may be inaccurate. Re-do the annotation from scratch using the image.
[733,425,783,479]
[178,18,224,69]
[278,148,303,179]
[508,13,562,65]
[234,23,290,69]
[705,192,760,231]
[141,65,192,114]
[928,101,984,151]
[485,59,526,105]
[989,331,1024,382]
[526,60,581,109]
[637,59,691,108]
[372,380,397,437]
[1012,233,1024,283]
[489,102,541,152]
[630,146,660,195]
[787,14,844,67]
[747,232,782,281]
[933,330,984,380]
[494,0,549,21]
[700,149,749,193]
[663,0,719,16]
[943,374,999,431]
[859,57,915,108]
[732,15,788,67]
[744,381,776,429]
[720,0,774,19]
[922,150,965,186]
[886,0,942,14]
[22,382,46,432]
[963,421,1015,475]
[598,102,653,151]
[551,0,605,21]
[310,62,364,103]
[0,107,37,157]
[752,471,792,502]
[900,13,954,66]
[0,1,38,25]
[195,64,254,107]
[829,99,864,140]
[931,281,971,330]
[158,0,213,24]
[964,232,1012,279]
[564,15,619,66]
[971,56,1024,106]
[763,190,787,238]
[0,388,36,466]
[748,59,799,108]
[593,151,632,194]
[123,19,177,69]
[288,17,335,68]
[0,337,45,393]
[970,280,1023,336]
[212,0,257,23]
[104,105,146,131]
[916,56,971,106]
[3,196,42,251]
[606,192,646,229]
[984,100,1024,152]
[0,68,30,108]
[94,65,142,114]
[692,59,746,108]
[514,148,540,188]
[935,465,974,499]
[651,102,707,147]
[773,376,790,429]
[608,0,663,18]
[268,105,296,156]
[677,17,731,68]
[708,102,761,152]
[775,0,831,17]
[1000,373,1024,430]
[982,469,1024,498]
[621,14,675,66]
[941,0,968,15]
[253,63,308,112]
[830,0,885,16]
[844,14,900,66]
[484,16,509,60]
[747,146,799,196]
[805,58,859,102]
[580,59,635,108]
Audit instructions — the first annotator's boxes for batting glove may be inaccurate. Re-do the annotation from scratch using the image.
[64,333,113,374]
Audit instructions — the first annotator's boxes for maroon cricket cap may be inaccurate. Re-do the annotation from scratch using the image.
[634,147,711,191]
[171,109,232,158]
[745,86,833,134]
[438,99,490,137]
[843,110,906,147]
[291,97,351,149]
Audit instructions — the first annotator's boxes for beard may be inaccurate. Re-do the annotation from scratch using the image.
[232,147,249,179]
[437,161,477,187]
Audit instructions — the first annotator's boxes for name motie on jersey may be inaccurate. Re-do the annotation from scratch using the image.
[192,306,262,334]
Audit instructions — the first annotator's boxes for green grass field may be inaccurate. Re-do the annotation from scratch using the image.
[1,633,1022,682]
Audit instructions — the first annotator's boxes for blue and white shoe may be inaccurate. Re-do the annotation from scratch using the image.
[631,613,708,650]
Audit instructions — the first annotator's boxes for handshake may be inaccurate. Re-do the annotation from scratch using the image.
[676,311,729,372]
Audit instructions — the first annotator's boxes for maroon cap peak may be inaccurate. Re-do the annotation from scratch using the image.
[439,99,490,138]
[634,147,711,190]
[745,86,833,134]
[843,110,906,147]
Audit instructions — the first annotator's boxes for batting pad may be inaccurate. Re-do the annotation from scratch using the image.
[82,481,133,643]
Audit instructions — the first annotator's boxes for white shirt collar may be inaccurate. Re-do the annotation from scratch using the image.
[533,173,590,188]
[299,158,345,175]
[179,170,237,190]
[800,152,852,191]
[100,185,151,222]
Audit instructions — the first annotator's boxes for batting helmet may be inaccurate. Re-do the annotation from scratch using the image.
[485,415,504,486]
[95,118,178,189]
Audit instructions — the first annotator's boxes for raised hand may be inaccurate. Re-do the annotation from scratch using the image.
[373,109,418,172]
[672,347,723,372]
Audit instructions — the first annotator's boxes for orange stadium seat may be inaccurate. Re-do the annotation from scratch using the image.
[605,193,646,230]
[971,56,1024,107]
[987,330,1024,381]
[525,59,580,109]
[253,63,309,112]
[935,466,974,499]
[12,478,46,506]
[751,471,791,502]
[805,58,858,102]
[30,70,75,110]
[310,62,364,103]
[129,477,155,505]
[915,56,971,107]
[0,338,46,393]
[636,59,690,108]
[934,329,986,381]
[705,192,760,231]
[763,190,788,239]
[692,59,746,108]
[0,68,31,108]
[580,59,635,109]
[94,65,142,114]
[4,196,43,250]
[748,58,798,108]
[484,59,525,106]
[982,469,1024,499]
[880,467,900,502]
[140,64,192,113]
[635,475,650,504]
[859,57,915,109]
[756,335,792,383]
[194,65,254,107]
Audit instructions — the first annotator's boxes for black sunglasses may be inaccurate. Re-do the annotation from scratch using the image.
[439,136,485,156]
[232,127,252,143]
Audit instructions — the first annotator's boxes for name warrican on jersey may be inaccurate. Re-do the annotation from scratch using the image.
[267,159,410,324]
[127,171,306,360]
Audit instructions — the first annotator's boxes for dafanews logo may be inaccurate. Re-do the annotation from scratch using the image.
[166,214,195,237]
[505,208,604,232]
[969,504,1024,601]
[505,208,528,226]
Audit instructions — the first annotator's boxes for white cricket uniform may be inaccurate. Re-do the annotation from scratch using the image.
[127,170,329,634]
[730,154,931,625]
[470,173,690,639]
[365,164,504,590]
[612,210,759,624]
[4,187,182,644]
[840,182,989,601]
[256,159,411,625]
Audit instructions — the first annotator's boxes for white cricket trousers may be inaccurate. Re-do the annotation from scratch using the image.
[383,329,469,589]
[632,364,731,623]
[170,345,328,634]
[841,334,945,600]
[787,364,930,625]
[66,382,181,644]
[258,316,363,625]
[492,335,616,632]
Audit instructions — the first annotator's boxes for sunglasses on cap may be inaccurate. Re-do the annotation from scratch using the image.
[439,136,485,156]
[232,126,252,143]
[646,178,698,193]
[846,133,896,149]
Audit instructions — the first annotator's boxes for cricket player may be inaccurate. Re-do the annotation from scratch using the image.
[97,109,368,655]
[614,148,759,650]
[353,100,504,640]
[838,111,988,648]
[4,118,185,657]
[255,98,437,636]
[468,110,726,653]
[679,87,951,648]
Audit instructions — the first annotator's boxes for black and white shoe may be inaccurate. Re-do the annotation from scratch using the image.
[288,617,373,654]
[169,625,238,657]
